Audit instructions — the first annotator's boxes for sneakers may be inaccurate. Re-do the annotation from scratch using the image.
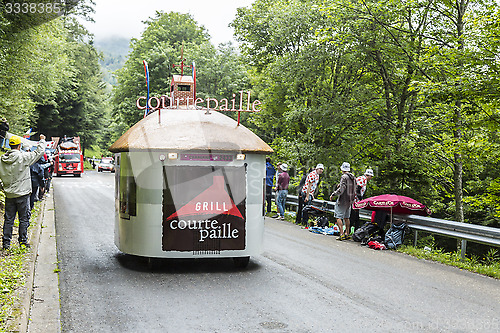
[337,234,350,241]
[279,216,285,220]
[20,242,31,249]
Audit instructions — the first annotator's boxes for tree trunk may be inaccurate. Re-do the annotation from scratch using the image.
[454,0,467,224]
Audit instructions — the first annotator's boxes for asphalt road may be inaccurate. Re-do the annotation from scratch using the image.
[54,171,500,333]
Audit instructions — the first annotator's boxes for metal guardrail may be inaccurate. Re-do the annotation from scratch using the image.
[278,193,500,257]
[280,194,372,220]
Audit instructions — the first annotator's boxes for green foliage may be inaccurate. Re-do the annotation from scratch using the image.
[33,17,107,150]
[233,0,500,224]
[111,11,210,131]
[0,1,107,151]
[232,0,323,71]
[0,246,27,331]
[484,248,500,266]
[0,18,66,132]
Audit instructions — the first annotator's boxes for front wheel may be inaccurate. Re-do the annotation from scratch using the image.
[233,256,250,268]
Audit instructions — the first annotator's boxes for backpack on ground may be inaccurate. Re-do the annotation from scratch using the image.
[384,223,407,249]
[365,235,384,244]
[315,216,328,228]
[352,222,379,242]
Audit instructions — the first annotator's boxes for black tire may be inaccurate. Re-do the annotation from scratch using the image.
[233,256,250,268]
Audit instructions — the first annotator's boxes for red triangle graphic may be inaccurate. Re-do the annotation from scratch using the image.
[166,175,243,220]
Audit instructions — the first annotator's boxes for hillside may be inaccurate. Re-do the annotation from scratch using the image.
[94,36,131,86]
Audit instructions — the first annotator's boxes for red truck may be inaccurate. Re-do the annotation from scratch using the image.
[52,136,84,177]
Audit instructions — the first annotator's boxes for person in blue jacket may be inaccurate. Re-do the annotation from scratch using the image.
[265,157,276,214]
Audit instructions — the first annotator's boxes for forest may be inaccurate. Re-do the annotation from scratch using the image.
[2,0,500,229]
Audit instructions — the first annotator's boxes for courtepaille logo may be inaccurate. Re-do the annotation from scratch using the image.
[136,91,262,112]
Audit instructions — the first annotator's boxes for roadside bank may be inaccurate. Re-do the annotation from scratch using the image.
[0,193,61,333]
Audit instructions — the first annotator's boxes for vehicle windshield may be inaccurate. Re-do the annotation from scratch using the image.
[60,154,80,162]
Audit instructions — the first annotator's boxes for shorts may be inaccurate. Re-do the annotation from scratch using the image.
[334,201,351,219]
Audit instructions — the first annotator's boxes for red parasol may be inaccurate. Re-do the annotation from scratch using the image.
[353,194,431,218]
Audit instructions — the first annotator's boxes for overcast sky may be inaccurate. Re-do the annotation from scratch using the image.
[82,0,255,45]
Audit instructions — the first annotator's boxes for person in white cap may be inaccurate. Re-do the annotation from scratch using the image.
[275,163,290,220]
[330,162,356,240]
[350,168,374,231]
[300,163,324,225]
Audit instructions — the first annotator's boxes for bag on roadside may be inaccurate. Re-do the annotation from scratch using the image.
[352,222,379,242]
[316,216,329,228]
[384,223,407,249]
[366,235,384,243]
[368,240,387,250]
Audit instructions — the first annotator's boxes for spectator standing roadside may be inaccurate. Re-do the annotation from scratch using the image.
[350,168,374,231]
[0,134,46,249]
[275,163,290,220]
[272,162,283,217]
[294,168,311,225]
[37,153,50,200]
[300,164,324,226]
[265,157,276,215]
[0,118,9,150]
[29,158,45,210]
[330,162,356,240]
[44,152,54,195]
[275,163,282,180]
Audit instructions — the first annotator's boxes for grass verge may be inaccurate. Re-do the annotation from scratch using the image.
[0,199,40,331]
[0,246,30,330]
[397,245,500,279]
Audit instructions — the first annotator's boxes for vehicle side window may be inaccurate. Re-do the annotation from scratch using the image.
[119,176,137,219]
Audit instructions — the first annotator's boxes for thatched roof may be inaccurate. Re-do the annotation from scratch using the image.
[109,109,273,154]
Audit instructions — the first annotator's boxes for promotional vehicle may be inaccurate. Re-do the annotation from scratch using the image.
[110,61,271,268]
[98,157,115,172]
[53,136,84,177]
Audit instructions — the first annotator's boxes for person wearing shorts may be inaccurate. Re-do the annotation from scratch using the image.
[335,200,351,221]
[330,162,356,240]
